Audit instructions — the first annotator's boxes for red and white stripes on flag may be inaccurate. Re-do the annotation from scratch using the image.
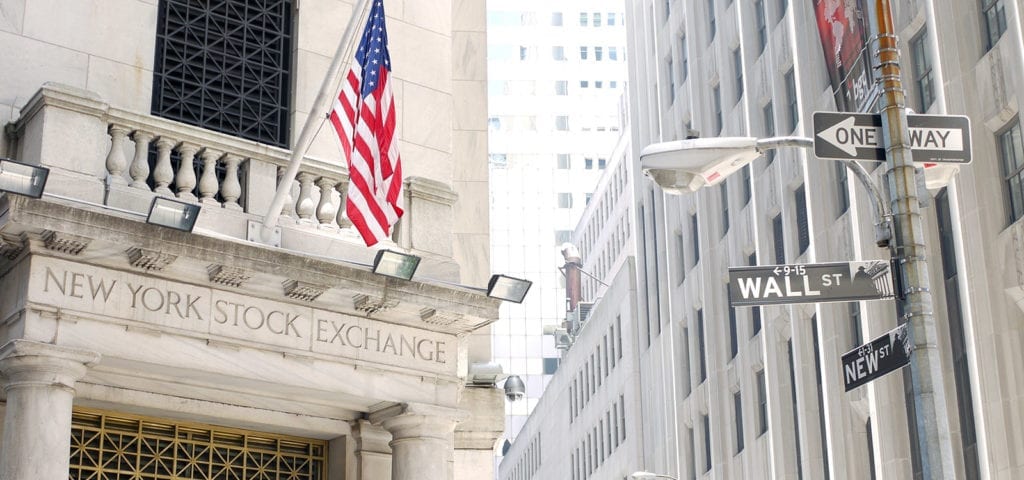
[329,0,402,247]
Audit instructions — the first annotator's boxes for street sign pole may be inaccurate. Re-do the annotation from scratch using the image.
[869,1,955,478]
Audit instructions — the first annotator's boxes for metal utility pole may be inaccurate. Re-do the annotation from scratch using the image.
[869,0,955,477]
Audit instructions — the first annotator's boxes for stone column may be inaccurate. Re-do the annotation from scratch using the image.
[351,419,392,480]
[0,340,99,480]
[370,403,466,480]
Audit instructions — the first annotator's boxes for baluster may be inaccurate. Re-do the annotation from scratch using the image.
[277,166,296,222]
[295,172,316,224]
[221,154,243,211]
[198,148,222,206]
[335,178,352,228]
[105,124,131,184]
[315,177,338,228]
[129,130,154,189]
[152,137,177,196]
[175,142,199,201]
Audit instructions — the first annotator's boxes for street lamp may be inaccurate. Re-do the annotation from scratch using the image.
[629,471,677,480]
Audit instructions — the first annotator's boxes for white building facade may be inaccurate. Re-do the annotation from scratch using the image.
[486,0,628,449]
[0,1,505,480]
[625,0,1024,479]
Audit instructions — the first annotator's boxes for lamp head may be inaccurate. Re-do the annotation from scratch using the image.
[640,137,760,194]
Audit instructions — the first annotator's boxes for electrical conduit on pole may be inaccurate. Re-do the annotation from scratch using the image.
[869,0,955,478]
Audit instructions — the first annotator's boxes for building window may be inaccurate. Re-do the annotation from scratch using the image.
[580,80,589,88]
[1000,120,1024,224]
[598,158,607,169]
[741,165,752,206]
[595,46,604,61]
[609,47,618,61]
[555,80,569,96]
[703,414,712,473]
[784,68,798,132]
[867,419,877,480]
[787,339,805,480]
[152,0,294,147]
[579,12,588,26]
[707,0,716,42]
[580,46,588,60]
[720,182,730,236]
[557,153,571,169]
[756,370,768,435]
[585,158,594,169]
[982,0,1007,51]
[668,58,676,104]
[755,0,767,55]
[728,304,738,359]
[608,12,617,25]
[555,115,570,131]
[812,316,831,479]
[936,189,981,479]
[690,213,701,267]
[795,184,810,254]
[849,302,862,350]
[712,85,722,135]
[773,213,785,264]
[680,35,689,82]
[593,12,602,26]
[585,193,593,205]
[779,0,789,22]
[749,253,761,335]
[835,161,849,217]
[910,30,934,111]
[543,357,560,374]
[763,102,776,163]
[697,309,707,382]
[733,48,744,104]
[552,45,566,61]
[70,409,326,480]
[558,193,573,208]
[681,327,692,396]
[734,391,745,453]
[664,0,672,21]
[551,12,563,26]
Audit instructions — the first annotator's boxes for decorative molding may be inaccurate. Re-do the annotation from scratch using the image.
[0,235,25,260]
[126,247,177,271]
[284,280,327,302]
[353,294,398,315]
[419,308,462,327]
[42,230,91,255]
[207,265,252,287]
[405,176,459,206]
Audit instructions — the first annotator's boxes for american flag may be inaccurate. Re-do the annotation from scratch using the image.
[329,0,403,247]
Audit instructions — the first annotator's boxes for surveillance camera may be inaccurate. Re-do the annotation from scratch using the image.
[503,375,525,402]
[640,137,760,194]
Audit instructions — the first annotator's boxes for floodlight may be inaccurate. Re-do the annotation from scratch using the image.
[372,249,421,280]
[487,274,533,303]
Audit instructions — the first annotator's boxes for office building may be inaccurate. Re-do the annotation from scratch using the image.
[487,0,628,450]
[0,1,503,479]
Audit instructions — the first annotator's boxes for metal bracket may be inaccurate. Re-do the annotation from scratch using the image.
[247,220,281,247]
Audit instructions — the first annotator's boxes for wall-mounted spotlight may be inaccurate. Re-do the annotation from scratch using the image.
[147,197,201,232]
[372,249,421,280]
[0,158,49,199]
[487,274,533,303]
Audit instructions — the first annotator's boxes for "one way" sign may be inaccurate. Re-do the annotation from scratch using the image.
[813,111,972,163]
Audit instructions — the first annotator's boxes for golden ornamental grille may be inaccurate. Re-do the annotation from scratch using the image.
[69,409,325,480]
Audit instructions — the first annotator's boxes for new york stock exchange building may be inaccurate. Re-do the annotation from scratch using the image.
[0,1,505,479]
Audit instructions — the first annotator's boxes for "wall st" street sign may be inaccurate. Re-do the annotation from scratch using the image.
[727,261,894,307]
[842,324,913,391]
[813,112,972,163]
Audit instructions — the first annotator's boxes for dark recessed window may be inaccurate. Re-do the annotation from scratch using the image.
[999,120,1024,224]
[153,0,294,148]
[982,0,1007,51]
[795,184,810,254]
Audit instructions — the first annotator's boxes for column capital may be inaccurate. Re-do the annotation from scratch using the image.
[368,402,467,440]
[0,340,100,391]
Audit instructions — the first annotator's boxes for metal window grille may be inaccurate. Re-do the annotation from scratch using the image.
[982,0,1007,50]
[152,0,293,148]
[70,409,325,480]
[910,31,934,111]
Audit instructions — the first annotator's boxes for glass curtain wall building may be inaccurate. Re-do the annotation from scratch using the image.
[487,0,628,458]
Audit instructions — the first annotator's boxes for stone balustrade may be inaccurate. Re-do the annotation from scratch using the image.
[8,83,461,270]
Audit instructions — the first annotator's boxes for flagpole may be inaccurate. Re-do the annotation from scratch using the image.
[259,0,373,243]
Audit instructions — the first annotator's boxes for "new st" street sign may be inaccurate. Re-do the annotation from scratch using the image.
[813,112,972,163]
[842,324,913,391]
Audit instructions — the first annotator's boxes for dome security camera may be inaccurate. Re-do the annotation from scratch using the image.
[503,375,525,401]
